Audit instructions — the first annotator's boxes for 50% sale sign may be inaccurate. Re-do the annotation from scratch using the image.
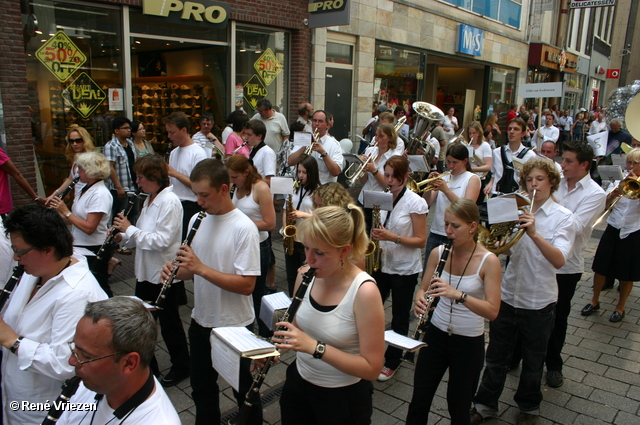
[36,31,87,83]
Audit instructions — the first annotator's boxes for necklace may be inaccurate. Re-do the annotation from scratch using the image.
[447,243,477,336]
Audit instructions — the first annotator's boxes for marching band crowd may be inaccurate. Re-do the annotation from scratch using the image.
[0,100,637,425]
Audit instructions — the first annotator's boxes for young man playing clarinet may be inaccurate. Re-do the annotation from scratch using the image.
[160,159,262,425]
[545,141,605,388]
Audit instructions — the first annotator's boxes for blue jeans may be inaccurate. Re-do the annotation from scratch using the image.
[473,301,555,416]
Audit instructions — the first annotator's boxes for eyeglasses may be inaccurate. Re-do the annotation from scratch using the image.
[69,138,84,144]
[11,245,36,258]
[627,161,640,166]
[68,341,124,366]
[118,126,131,131]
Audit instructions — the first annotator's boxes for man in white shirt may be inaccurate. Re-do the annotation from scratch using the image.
[557,109,573,148]
[192,113,224,159]
[161,159,261,425]
[296,102,313,133]
[588,112,607,136]
[59,297,180,425]
[1,205,107,424]
[288,110,344,184]
[251,99,290,153]
[166,111,208,239]
[484,118,537,195]
[243,120,276,185]
[544,141,605,389]
[539,141,563,175]
[531,114,560,150]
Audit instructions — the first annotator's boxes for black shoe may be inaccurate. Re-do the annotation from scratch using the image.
[470,408,486,425]
[609,311,625,323]
[546,370,563,388]
[517,412,539,425]
[581,303,600,316]
[160,368,190,387]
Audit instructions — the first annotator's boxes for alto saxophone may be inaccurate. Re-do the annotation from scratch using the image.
[365,186,389,274]
[283,193,297,256]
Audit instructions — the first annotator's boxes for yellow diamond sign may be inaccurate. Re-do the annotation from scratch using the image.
[253,48,283,86]
[244,75,268,110]
[61,73,107,119]
[35,30,86,82]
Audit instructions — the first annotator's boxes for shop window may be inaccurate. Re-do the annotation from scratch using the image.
[374,44,423,112]
[488,67,517,130]
[441,0,522,28]
[23,0,124,194]
[236,28,289,117]
[327,42,353,65]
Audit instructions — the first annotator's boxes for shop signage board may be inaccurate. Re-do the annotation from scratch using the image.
[456,25,483,57]
[244,75,268,110]
[570,0,616,8]
[35,31,86,83]
[254,49,283,86]
[519,82,563,98]
[308,0,349,29]
[62,72,107,118]
[142,0,230,27]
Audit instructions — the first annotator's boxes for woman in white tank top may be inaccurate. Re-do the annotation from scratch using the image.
[273,205,385,425]
[226,154,275,337]
[406,198,501,425]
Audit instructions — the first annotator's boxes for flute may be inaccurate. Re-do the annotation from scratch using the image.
[154,211,206,309]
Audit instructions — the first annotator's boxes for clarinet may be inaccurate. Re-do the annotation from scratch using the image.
[229,184,237,199]
[58,177,79,201]
[402,240,452,364]
[93,187,142,267]
[41,376,81,425]
[154,211,206,309]
[0,265,25,311]
[164,141,173,162]
[230,268,316,425]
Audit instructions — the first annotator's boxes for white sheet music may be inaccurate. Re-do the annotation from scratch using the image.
[260,292,292,331]
[408,155,428,172]
[487,196,519,224]
[384,330,426,351]
[598,165,624,182]
[210,332,241,391]
[362,190,393,210]
[270,177,295,195]
[293,131,312,149]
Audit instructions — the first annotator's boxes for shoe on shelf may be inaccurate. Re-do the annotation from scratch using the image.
[160,368,190,387]
[516,412,539,425]
[377,366,396,382]
[469,407,485,425]
[580,302,599,316]
[609,310,625,323]
[546,370,563,388]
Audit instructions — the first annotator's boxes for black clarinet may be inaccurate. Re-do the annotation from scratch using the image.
[41,376,81,425]
[0,265,25,311]
[58,177,79,201]
[402,240,452,364]
[93,187,142,268]
[164,141,173,162]
[154,211,206,309]
[230,268,316,425]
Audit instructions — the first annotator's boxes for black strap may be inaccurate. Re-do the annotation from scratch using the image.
[93,372,154,422]
[79,179,103,198]
[249,142,266,160]
[295,188,307,211]
[383,187,406,228]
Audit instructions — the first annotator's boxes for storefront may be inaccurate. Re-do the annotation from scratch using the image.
[527,43,579,112]
[16,0,309,194]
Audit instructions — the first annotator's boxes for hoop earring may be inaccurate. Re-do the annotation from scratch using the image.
[340,258,344,270]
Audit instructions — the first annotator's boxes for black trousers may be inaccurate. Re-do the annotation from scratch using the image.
[180,200,203,240]
[284,241,306,297]
[135,281,190,375]
[76,244,112,297]
[545,273,581,372]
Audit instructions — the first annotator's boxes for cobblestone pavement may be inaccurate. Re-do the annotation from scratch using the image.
[109,213,640,425]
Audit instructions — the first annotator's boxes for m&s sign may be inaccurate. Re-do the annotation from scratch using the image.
[457,25,484,57]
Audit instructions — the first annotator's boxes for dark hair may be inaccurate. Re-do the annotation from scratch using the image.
[243,120,266,141]
[84,297,157,368]
[297,154,321,194]
[131,121,143,134]
[111,116,131,134]
[313,110,329,123]
[134,155,169,187]
[298,103,312,116]
[447,143,471,171]
[165,112,190,132]
[508,117,527,132]
[563,140,594,171]
[484,129,498,139]
[257,99,272,110]
[190,158,229,189]
[226,154,262,194]
[384,155,410,182]
[393,106,405,116]
[4,204,73,260]
[199,113,214,123]
[228,111,249,132]
[290,121,305,133]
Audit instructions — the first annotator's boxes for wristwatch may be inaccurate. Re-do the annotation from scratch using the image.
[456,292,468,304]
[319,152,328,158]
[10,336,23,354]
[313,340,326,359]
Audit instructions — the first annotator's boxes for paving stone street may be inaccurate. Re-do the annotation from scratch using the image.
[108,208,640,425]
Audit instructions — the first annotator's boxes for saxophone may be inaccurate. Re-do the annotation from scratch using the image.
[365,186,389,274]
[283,194,296,256]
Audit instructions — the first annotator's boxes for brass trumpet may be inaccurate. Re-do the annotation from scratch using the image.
[592,176,640,228]
[344,141,378,187]
[408,171,452,193]
[304,129,320,155]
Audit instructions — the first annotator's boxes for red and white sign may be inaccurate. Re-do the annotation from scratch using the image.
[606,69,620,79]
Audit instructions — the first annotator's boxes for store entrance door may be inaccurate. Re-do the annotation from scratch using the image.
[325,68,352,141]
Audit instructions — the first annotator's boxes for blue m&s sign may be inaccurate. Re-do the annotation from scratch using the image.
[457,25,483,57]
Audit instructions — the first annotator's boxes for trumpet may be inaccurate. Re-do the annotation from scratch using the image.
[592,175,640,228]
[304,129,320,155]
[344,141,378,187]
[408,171,452,193]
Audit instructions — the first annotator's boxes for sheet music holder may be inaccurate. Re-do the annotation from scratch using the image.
[342,153,362,165]
[270,177,295,195]
[408,155,429,173]
[210,327,279,392]
[384,330,426,352]
[293,131,312,151]
[597,165,624,182]
[259,292,292,331]
[362,190,393,210]
[486,194,522,224]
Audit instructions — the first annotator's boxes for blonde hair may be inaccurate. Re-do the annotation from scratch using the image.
[519,158,561,193]
[445,198,480,241]
[465,121,485,144]
[627,147,640,163]
[298,204,368,263]
[313,182,353,208]
[65,125,95,162]
[376,123,398,150]
[75,152,110,180]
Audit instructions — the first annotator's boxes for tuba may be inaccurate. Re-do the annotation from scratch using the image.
[477,190,535,255]
[406,102,445,166]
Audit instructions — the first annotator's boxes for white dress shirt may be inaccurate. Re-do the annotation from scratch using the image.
[608,196,640,239]
[589,119,607,135]
[309,134,344,184]
[501,197,575,310]
[531,125,560,150]
[121,186,183,284]
[490,143,537,192]
[357,147,397,204]
[556,174,606,274]
[1,256,107,424]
